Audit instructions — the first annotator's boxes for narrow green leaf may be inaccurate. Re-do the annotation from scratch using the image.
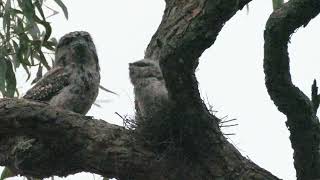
[17,33,32,66]
[43,39,57,50]
[17,0,23,8]
[43,43,55,51]
[41,21,51,43]
[50,37,58,46]
[0,167,15,180]
[99,85,118,95]
[0,33,5,41]
[31,64,42,84]
[31,39,42,50]
[12,40,19,52]
[10,8,23,16]
[23,45,35,66]
[17,43,26,64]
[3,0,11,27]
[3,0,11,41]
[32,40,51,70]
[17,45,31,66]
[5,59,16,97]
[34,0,46,20]
[272,0,284,10]
[6,41,13,54]
[37,50,51,70]
[53,0,68,19]
[27,21,41,39]
[33,15,52,43]
[11,54,19,69]
[38,0,44,6]
[14,17,25,34]
[22,63,31,81]
[12,40,21,68]
[0,58,7,94]
[21,0,35,22]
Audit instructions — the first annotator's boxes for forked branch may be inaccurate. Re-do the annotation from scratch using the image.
[264,0,320,179]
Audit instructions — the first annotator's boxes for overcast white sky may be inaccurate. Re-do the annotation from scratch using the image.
[2,0,320,180]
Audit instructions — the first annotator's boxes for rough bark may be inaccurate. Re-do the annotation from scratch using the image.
[0,99,279,180]
[0,98,153,179]
[264,0,320,179]
[130,0,280,179]
[1,0,316,179]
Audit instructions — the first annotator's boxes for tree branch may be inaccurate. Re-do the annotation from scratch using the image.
[311,79,320,112]
[0,97,281,180]
[129,0,281,179]
[129,0,257,151]
[0,0,296,179]
[0,98,154,179]
[145,0,243,109]
[264,0,320,179]
[130,0,255,125]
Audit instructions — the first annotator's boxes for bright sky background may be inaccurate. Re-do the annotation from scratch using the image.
[2,0,320,180]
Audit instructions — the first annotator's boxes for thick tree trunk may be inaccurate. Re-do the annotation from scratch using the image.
[129,0,280,179]
[264,0,320,179]
[1,0,319,179]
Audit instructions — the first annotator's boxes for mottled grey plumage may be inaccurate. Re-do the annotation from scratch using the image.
[129,59,169,118]
[23,31,100,114]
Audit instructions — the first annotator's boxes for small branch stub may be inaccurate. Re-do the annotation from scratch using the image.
[312,79,320,113]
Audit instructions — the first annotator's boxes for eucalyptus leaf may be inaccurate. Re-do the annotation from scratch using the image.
[0,33,5,41]
[10,8,23,16]
[21,0,35,23]
[14,17,25,34]
[0,58,7,94]
[0,167,15,180]
[22,63,31,81]
[31,64,43,84]
[3,0,11,41]
[5,59,16,97]
[12,40,21,68]
[33,14,52,44]
[37,50,51,70]
[0,0,67,96]
[0,3,69,153]
[272,0,284,10]
[50,37,58,46]
[3,0,11,29]
[11,54,19,69]
[34,0,46,20]
[54,0,68,19]
[43,40,57,50]
[17,42,30,65]
[28,21,41,39]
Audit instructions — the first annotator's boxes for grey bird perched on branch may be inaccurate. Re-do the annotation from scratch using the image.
[2,31,101,180]
[23,31,101,114]
[3,31,119,180]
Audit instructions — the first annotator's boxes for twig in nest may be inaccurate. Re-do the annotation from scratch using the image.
[115,112,136,130]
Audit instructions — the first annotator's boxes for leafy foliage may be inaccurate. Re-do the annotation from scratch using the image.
[0,167,13,180]
[0,1,68,179]
[0,0,68,98]
[272,0,284,10]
